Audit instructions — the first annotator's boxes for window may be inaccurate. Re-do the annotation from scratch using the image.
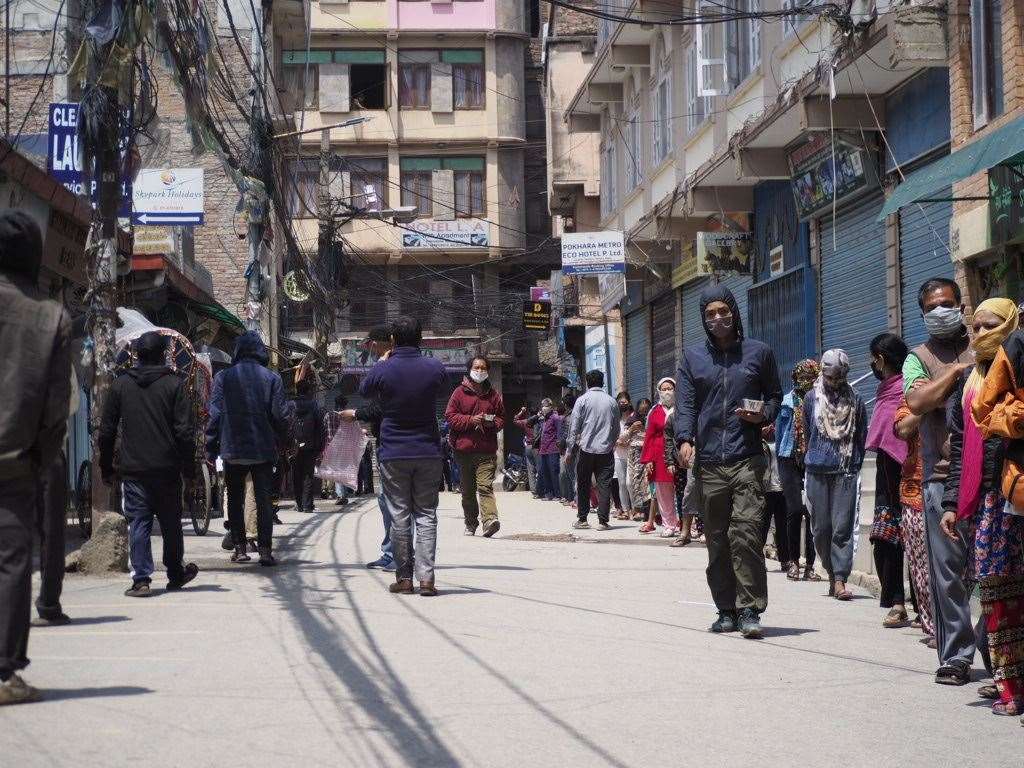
[652,70,671,166]
[286,158,319,218]
[769,245,784,277]
[782,0,814,36]
[625,110,642,188]
[686,43,710,133]
[399,49,485,110]
[971,0,1004,129]
[281,64,318,110]
[281,49,386,111]
[725,0,760,90]
[348,64,388,110]
[400,157,486,219]
[337,157,389,211]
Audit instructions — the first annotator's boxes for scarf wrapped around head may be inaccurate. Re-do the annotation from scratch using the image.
[814,349,857,470]
[958,297,1020,518]
[791,359,820,461]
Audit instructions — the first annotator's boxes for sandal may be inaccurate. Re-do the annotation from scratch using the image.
[910,616,923,630]
[835,589,854,601]
[883,607,909,628]
[638,522,656,534]
[978,684,999,700]
[659,528,678,538]
[786,562,801,581]
[615,511,631,521]
[992,700,1023,716]
[803,567,823,582]
[670,534,692,548]
[935,661,970,686]
[631,512,645,521]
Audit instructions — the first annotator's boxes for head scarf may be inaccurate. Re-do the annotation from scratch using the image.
[813,349,857,470]
[790,358,820,461]
[655,376,676,417]
[958,298,1020,518]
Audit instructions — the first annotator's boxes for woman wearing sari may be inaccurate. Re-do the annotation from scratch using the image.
[947,298,1024,715]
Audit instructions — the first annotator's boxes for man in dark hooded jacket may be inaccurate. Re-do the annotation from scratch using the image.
[206,331,288,566]
[100,332,199,598]
[0,210,70,705]
[290,379,323,513]
[674,284,782,639]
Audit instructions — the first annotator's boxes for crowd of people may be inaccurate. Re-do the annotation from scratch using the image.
[2,203,1022,723]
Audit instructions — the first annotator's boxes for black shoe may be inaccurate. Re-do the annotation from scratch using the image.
[31,612,71,627]
[220,531,235,551]
[710,610,738,633]
[124,580,152,598]
[935,659,971,686]
[483,519,501,538]
[335,497,349,506]
[273,514,284,525]
[258,548,277,567]
[738,608,763,639]
[167,563,200,591]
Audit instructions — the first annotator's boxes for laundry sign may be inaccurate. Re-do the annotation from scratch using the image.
[46,102,131,214]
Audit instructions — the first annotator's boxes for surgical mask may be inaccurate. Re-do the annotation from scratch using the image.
[707,316,734,339]
[469,370,488,384]
[923,305,964,339]
[659,390,675,408]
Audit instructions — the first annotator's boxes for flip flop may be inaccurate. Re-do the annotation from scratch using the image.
[834,589,854,601]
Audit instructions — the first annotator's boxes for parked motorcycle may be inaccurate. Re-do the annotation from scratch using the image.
[502,453,528,492]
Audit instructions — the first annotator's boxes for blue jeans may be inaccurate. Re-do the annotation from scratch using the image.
[122,475,185,582]
[538,453,560,499]
[378,492,394,559]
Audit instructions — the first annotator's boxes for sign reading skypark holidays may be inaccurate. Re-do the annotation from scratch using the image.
[561,231,625,275]
[522,300,552,331]
[402,218,489,248]
[131,168,205,226]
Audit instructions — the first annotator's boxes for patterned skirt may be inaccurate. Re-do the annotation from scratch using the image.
[975,492,1024,707]
[900,504,934,636]
[627,442,651,507]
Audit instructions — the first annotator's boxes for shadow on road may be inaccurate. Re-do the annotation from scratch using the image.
[43,615,130,627]
[41,686,153,702]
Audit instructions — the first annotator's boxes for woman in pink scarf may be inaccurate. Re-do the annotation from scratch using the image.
[866,333,912,628]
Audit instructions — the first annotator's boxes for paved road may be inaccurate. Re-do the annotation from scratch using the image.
[1,491,1019,767]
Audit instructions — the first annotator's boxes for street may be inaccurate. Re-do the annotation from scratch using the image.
[1,490,1019,768]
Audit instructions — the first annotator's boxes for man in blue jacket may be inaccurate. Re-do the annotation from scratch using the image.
[675,284,782,639]
[206,331,289,566]
[354,316,447,596]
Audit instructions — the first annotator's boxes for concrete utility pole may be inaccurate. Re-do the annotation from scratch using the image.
[243,0,267,336]
[314,126,334,360]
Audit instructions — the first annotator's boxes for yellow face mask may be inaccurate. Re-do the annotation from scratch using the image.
[970,297,1020,362]
[972,328,1004,362]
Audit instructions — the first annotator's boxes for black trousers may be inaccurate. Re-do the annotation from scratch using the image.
[576,450,614,524]
[292,449,318,512]
[873,451,906,607]
[0,475,36,679]
[225,462,275,550]
[36,453,67,618]
[761,490,790,564]
[777,456,816,567]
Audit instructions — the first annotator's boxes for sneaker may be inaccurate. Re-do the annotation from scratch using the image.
[124,580,152,598]
[366,555,395,570]
[258,548,277,567]
[596,522,611,531]
[572,520,590,530]
[710,610,738,633]
[483,519,501,538]
[167,563,200,591]
[0,674,41,706]
[381,559,397,572]
[31,612,71,627]
[738,608,763,639]
[464,526,477,536]
[221,530,235,551]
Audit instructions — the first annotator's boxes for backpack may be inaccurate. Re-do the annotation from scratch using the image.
[292,404,320,451]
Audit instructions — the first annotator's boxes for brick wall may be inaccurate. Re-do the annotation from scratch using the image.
[544,0,599,37]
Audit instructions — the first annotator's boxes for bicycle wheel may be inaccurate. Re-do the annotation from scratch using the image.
[190,463,212,536]
[75,461,92,538]
[502,473,517,492]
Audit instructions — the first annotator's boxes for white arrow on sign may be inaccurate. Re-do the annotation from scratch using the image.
[135,213,202,224]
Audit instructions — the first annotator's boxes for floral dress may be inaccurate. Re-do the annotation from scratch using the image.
[626,416,651,508]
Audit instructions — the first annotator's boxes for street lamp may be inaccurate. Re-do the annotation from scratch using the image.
[272,116,374,141]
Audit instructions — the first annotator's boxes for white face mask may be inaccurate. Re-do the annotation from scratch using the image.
[660,390,675,408]
[469,370,488,384]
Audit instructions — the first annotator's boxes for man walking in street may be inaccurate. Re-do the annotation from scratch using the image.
[291,379,323,513]
[0,210,70,705]
[206,331,289,567]
[353,316,446,595]
[100,332,200,597]
[904,277,978,686]
[568,370,620,531]
[675,284,782,640]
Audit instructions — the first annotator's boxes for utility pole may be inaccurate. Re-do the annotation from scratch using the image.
[243,0,267,336]
[313,126,335,360]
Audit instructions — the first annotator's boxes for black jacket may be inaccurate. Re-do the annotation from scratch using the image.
[674,284,782,467]
[99,365,196,478]
[942,371,1006,513]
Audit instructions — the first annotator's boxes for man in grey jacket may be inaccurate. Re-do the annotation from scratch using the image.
[0,211,71,705]
[568,370,620,530]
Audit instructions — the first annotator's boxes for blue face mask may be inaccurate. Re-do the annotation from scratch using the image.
[923,305,963,339]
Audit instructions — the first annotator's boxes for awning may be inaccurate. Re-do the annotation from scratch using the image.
[878,113,1024,220]
[186,300,245,332]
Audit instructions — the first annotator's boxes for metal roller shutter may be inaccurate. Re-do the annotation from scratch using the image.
[681,277,710,351]
[624,306,651,402]
[820,191,887,402]
[650,292,676,384]
[749,266,811,391]
[899,194,954,348]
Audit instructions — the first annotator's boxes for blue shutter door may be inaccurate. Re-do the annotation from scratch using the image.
[651,292,677,384]
[899,194,954,348]
[681,277,710,350]
[820,191,888,402]
[749,266,810,391]
[624,306,651,402]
